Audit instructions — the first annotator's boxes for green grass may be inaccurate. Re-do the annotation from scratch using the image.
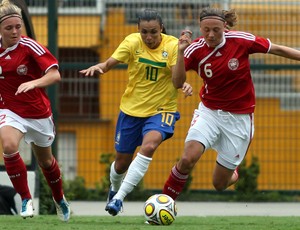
[1,215,300,230]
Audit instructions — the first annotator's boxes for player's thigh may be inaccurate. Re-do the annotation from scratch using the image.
[114,111,144,154]
[143,112,180,141]
[215,114,253,170]
[0,110,25,152]
[24,117,55,147]
[185,108,219,150]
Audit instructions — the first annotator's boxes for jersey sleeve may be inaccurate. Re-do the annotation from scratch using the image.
[249,36,271,54]
[22,37,58,73]
[36,49,59,73]
[111,35,133,63]
[165,36,178,67]
[183,38,202,72]
[184,49,198,72]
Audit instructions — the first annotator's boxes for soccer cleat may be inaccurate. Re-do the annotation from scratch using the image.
[20,199,34,219]
[106,186,117,203]
[53,195,71,222]
[105,199,123,216]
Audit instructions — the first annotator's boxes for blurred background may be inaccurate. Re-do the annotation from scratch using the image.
[1,0,300,202]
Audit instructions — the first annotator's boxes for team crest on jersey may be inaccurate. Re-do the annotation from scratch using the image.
[228,58,239,70]
[162,51,168,59]
[17,65,28,75]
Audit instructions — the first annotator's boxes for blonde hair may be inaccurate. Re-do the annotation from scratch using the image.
[0,0,22,23]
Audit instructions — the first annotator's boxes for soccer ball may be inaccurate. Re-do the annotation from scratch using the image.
[143,194,177,225]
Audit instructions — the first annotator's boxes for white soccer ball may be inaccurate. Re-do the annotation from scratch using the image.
[143,194,177,225]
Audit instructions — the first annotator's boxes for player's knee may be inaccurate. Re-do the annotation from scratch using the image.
[140,142,158,155]
[1,141,19,154]
[114,161,130,174]
[115,165,128,174]
[178,155,196,173]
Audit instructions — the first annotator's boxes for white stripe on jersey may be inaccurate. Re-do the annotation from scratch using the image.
[20,37,46,56]
[184,31,256,58]
[184,38,206,58]
[225,31,255,41]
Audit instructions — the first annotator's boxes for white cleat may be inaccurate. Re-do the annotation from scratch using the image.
[20,199,34,219]
[53,195,71,222]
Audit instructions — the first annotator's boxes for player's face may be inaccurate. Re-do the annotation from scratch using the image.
[138,20,162,49]
[200,19,226,48]
[0,17,22,49]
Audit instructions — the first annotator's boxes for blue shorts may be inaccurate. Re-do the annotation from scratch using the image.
[114,111,180,154]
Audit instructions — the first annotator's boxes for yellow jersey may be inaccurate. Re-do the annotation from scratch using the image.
[111,33,179,117]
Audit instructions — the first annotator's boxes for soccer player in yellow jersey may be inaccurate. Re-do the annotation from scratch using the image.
[80,9,193,216]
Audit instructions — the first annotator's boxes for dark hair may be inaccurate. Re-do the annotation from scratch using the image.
[137,8,167,34]
[200,7,237,29]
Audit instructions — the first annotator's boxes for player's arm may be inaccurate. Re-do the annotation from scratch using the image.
[79,57,120,77]
[172,61,193,97]
[269,43,300,60]
[171,51,186,89]
[172,31,192,88]
[15,67,60,95]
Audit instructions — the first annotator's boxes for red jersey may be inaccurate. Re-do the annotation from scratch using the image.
[184,30,271,114]
[0,36,58,118]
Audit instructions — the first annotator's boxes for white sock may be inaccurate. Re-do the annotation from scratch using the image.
[110,161,125,192]
[114,153,152,201]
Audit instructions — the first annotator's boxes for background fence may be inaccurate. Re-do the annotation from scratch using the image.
[2,0,300,192]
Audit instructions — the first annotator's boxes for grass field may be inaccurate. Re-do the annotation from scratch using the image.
[1,215,300,230]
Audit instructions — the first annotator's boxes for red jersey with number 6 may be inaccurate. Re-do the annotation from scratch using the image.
[0,35,58,118]
[184,30,271,114]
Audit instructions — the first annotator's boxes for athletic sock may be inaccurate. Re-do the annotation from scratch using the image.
[40,157,63,202]
[3,152,31,200]
[114,153,152,201]
[110,161,125,192]
[162,165,189,200]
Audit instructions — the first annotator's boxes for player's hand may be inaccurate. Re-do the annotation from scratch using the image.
[79,64,104,77]
[15,82,36,95]
[178,30,193,52]
[182,82,193,98]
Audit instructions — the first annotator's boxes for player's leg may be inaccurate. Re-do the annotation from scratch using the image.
[163,140,204,200]
[212,112,253,191]
[107,129,165,216]
[106,111,142,200]
[30,117,70,221]
[105,112,144,215]
[212,163,238,191]
[0,113,33,218]
[1,126,29,198]
[33,144,70,221]
[112,130,161,200]
[106,112,179,216]
[163,104,219,200]
[107,153,133,203]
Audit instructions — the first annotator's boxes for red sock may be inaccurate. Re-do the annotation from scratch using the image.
[40,157,63,202]
[163,165,189,200]
[3,152,31,200]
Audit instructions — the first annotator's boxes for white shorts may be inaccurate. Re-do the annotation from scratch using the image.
[185,103,254,170]
[0,109,55,147]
